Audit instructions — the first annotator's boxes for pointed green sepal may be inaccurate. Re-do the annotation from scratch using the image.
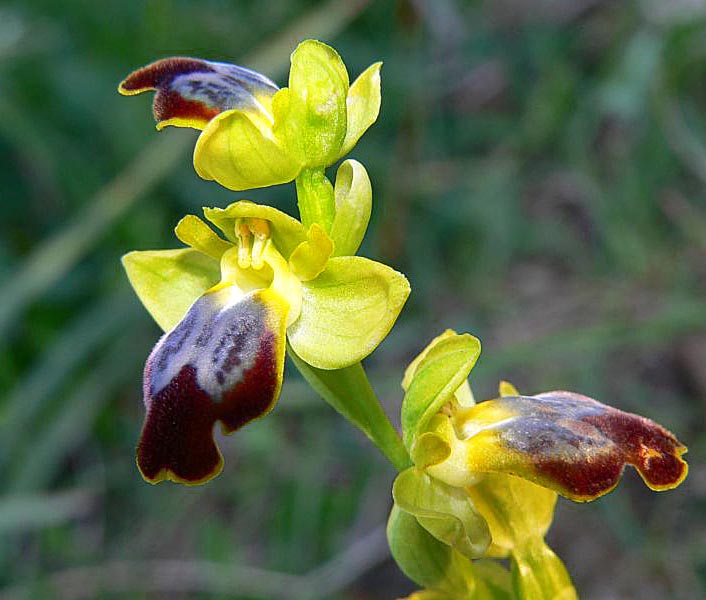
[465,473,558,558]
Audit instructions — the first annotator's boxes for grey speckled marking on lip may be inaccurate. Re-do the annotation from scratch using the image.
[147,286,265,402]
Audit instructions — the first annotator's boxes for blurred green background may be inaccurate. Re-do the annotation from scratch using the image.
[0,0,704,598]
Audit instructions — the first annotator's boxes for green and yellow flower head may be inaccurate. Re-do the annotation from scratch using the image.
[389,330,688,599]
[124,197,408,484]
[119,40,381,192]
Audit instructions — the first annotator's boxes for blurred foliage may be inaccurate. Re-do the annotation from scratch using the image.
[0,0,704,598]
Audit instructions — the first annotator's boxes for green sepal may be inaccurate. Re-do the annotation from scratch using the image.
[194,109,301,191]
[339,62,382,158]
[174,215,232,260]
[510,537,577,600]
[402,333,481,448]
[330,160,372,256]
[204,201,307,258]
[392,468,491,560]
[121,248,220,332]
[287,256,410,369]
[279,40,349,167]
[387,504,474,597]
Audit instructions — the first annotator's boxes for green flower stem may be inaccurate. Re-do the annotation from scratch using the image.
[295,167,336,233]
[288,344,411,472]
[510,538,577,599]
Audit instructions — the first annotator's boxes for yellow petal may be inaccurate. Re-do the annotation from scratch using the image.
[498,380,519,397]
[174,215,232,260]
[288,224,334,281]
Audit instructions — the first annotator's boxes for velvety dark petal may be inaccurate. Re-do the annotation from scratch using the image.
[137,285,288,484]
[119,57,278,130]
[458,391,688,501]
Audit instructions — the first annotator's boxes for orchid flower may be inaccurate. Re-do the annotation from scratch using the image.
[123,193,409,485]
[119,40,381,194]
[388,330,688,599]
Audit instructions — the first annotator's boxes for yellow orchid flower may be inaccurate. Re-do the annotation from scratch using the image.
[122,199,408,485]
[388,330,688,599]
[119,40,381,192]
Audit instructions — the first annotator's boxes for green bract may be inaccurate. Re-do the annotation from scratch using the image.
[387,504,475,597]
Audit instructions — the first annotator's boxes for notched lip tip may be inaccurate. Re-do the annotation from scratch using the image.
[138,462,224,486]
[117,79,150,96]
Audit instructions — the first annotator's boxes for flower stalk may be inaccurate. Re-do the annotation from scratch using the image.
[295,168,336,233]
[289,347,411,472]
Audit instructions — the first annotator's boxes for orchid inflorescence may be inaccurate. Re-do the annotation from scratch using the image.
[119,40,688,598]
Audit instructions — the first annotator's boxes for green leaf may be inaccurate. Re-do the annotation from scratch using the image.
[122,248,220,331]
[387,504,474,597]
[402,333,481,448]
[287,256,410,369]
[330,159,372,256]
[280,40,349,166]
[194,109,301,191]
[339,62,382,157]
[392,468,491,560]
[511,537,577,600]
